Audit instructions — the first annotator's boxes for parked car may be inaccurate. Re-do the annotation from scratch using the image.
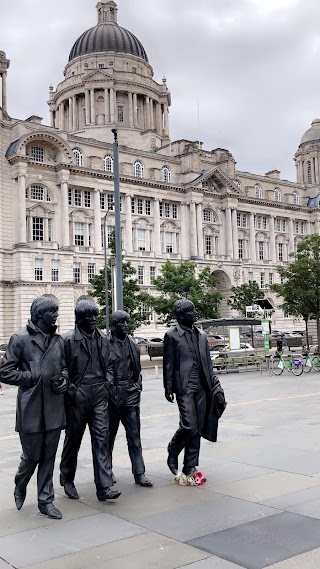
[132,337,149,344]
[211,342,256,359]
[147,337,163,343]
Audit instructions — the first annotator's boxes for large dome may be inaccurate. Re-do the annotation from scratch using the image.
[68,22,148,63]
[300,118,320,145]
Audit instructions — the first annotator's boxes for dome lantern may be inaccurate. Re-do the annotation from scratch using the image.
[96,0,118,24]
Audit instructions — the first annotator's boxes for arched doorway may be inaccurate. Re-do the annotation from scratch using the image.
[212,270,232,318]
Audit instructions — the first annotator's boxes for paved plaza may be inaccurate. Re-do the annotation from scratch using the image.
[2,367,320,567]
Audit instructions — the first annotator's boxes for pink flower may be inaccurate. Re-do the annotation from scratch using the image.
[194,471,205,485]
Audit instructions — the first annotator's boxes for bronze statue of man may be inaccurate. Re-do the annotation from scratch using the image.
[109,310,153,487]
[60,299,121,502]
[163,299,225,477]
[0,296,68,519]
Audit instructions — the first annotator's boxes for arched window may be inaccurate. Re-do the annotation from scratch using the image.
[103,155,114,173]
[293,191,299,205]
[162,166,171,183]
[73,148,83,167]
[29,146,44,162]
[274,188,281,202]
[235,179,241,190]
[134,161,144,178]
[26,184,52,202]
[255,184,262,199]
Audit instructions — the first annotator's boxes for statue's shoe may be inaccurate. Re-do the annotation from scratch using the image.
[134,474,153,487]
[14,487,26,511]
[38,502,62,519]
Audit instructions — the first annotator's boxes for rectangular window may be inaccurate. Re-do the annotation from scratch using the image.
[73,263,81,284]
[260,272,265,288]
[108,194,114,211]
[88,263,95,280]
[84,190,91,208]
[137,229,146,251]
[35,259,43,281]
[88,224,92,247]
[258,241,264,260]
[150,266,156,283]
[99,63,105,69]
[74,189,82,207]
[280,275,285,284]
[172,204,178,219]
[30,146,44,162]
[165,232,173,253]
[31,185,44,201]
[117,105,124,122]
[51,259,60,282]
[237,213,241,227]
[242,214,247,228]
[100,192,105,210]
[159,203,163,217]
[263,216,267,230]
[48,218,52,242]
[165,203,170,218]
[269,272,273,285]
[295,221,299,234]
[74,222,84,246]
[276,219,281,232]
[248,271,253,282]
[137,198,143,214]
[131,198,135,213]
[257,216,262,230]
[282,219,286,232]
[138,265,144,285]
[301,222,305,234]
[278,243,283,261]
[107,225,114,245]
[204,209,211,223]
[145,200,151,216]
[32,217,44,241]
[238,239,243,259]
[205,235,212,255]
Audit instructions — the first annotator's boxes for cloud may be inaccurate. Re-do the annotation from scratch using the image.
[1,0,320,180]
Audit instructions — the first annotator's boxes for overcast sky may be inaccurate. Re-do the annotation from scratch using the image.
[1,0,320,181]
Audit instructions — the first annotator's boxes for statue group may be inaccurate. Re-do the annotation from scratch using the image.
[0,296,225,519]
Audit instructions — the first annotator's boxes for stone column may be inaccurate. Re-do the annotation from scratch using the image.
[114,89,118,122]
[315,157,319,184]
[104,88,109,123]
[68,97,73,130]
[156,103,162,135]
[269,215,276,262]
[90,89,95,124]
[93,189,102,253]
[110,88,115,122]
[59,103,64,130]
[231,209,239,260]
[85,90,91,124]
[50,110,54,128]
[133,92,138,127]
[128,92,134,128]
[145,97,150,130]
[125,194,133,254]
[190,201,198,257]
[180,204,188,258]
[289,218,295,254]
[2,71,7,112]
[225,207,233,258]
[73,96,77,130]
[153,199,161,256]
[16,166,27,245]
[249,213,256,262]
[57,170,70,248]
[150,99,154,130]
[55,108,59,129]
[196,203,204,258]
[163,103,169,136]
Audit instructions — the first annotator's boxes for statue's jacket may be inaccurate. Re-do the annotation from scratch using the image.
[0,321,68,433]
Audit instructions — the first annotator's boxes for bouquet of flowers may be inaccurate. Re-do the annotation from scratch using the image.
[173,470,206,486]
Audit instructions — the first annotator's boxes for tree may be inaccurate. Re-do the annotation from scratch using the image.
[150,260,223,326]
[88,237,152,332]
[270,234,320,345]
[227,281,263,316]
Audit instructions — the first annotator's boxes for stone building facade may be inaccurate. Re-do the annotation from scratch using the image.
[1,0,320,340]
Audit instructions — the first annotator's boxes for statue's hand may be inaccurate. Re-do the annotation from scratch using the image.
[165,391,174,403]
[51,377,67,395]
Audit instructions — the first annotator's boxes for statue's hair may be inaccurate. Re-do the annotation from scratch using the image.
[30,296,59,323]
[75,299,99,322]
[173,298,195,321]
[110,310,130,329]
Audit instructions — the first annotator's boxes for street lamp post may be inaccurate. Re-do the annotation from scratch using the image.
[103,208,113,334]
[111,127,123,310]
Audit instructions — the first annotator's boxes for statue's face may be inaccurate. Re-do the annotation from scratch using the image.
[40,306,59,328]
[78,311,98,334]
[113,318,130,338]
[178,304,198,326]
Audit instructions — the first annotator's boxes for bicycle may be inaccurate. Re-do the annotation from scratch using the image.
[272,352,304,376]
[311,346,320,372]
[301,348,313,373]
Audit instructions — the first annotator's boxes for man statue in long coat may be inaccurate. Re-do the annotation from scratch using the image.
[0,296,68,519]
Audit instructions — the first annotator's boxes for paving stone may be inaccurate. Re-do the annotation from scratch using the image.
[213,471,320,502]
[198,463,275,488]
[0,513,148,567]
[0,560,13,569]
[187,512,320,569]
[286,496,320,519]
[261,485,320,509]
[225,446,320,475]
[137,496,277,542]
[178,557,244,568]
[270,546,320,568]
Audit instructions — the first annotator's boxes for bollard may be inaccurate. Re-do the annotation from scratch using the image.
[154,365,159,380]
